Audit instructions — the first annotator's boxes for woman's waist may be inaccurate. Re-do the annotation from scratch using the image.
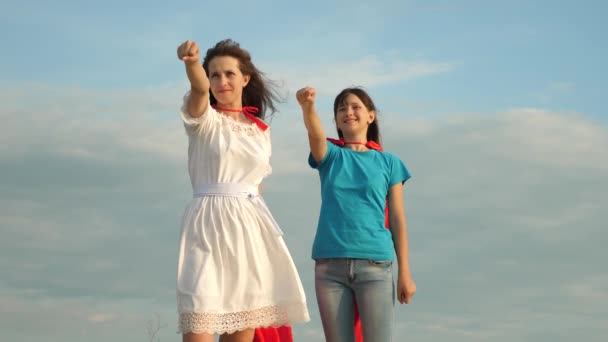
[192,182,259,198]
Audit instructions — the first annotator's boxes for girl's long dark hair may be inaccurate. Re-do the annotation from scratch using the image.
[333,87,381,145]
[202,39,282,120]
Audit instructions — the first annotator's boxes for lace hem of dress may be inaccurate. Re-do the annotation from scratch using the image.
[179,304,294,335]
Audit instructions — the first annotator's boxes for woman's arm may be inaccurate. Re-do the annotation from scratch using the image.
[177,40,210,118]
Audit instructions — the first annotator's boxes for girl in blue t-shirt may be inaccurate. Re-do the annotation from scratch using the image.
[296,86,416,342]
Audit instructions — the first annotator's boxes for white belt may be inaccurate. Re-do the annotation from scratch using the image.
[193,183,283,236]
[194,183,259,198]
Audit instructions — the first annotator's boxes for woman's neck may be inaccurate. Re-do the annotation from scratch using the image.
[215,102,244,120]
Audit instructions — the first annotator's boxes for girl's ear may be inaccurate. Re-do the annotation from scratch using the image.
[368,110,376,124]
[243,74,251,87]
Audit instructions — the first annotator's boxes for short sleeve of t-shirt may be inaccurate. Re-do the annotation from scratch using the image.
[308,140,338,169]
[388,153,412,186]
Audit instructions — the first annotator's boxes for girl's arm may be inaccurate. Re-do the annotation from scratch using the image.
[388,182,417,304]
[177,40,210,118]
[296,87,327,163]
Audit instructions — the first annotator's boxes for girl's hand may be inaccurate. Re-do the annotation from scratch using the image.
[397,273,416,304]
[296,87,316,111]
[177,40,200,64]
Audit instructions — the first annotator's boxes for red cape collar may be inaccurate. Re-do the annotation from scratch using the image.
[212,105,268,131]
[326,138,383,151]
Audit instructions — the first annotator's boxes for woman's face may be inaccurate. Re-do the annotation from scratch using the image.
[208,56,250,108]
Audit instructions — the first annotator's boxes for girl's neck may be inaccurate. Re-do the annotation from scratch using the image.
[341,133,369,151]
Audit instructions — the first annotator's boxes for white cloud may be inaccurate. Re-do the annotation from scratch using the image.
[398,107,608,170]
[0,291,175,341]
[1,84,607,341]
[0,83,186,161]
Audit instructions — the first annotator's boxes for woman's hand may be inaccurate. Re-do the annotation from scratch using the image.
[177,40,200,64]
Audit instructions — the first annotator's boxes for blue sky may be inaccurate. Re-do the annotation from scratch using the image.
[1,1,606,341]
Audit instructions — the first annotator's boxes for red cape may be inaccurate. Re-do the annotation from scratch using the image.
[253,326,293,342]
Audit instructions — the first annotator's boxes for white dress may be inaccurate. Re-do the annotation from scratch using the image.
[176,94,309,335]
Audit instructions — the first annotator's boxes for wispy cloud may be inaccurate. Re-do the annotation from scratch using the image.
[273,56,453,95]
[565,275,608,302]
[531,81,575,103]
[87,313,115,323]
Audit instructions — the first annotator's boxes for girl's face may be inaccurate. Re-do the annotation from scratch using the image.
[208,56,250,108]
[335,94,375,137]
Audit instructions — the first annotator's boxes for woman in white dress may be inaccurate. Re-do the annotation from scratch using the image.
[175,39,309,342]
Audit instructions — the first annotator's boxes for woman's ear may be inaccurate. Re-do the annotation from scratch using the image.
[243,74,251,87]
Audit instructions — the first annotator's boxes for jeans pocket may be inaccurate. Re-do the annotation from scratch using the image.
[368,259,393,268]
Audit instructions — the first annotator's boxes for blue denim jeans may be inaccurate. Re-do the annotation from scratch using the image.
[315,258,395,342]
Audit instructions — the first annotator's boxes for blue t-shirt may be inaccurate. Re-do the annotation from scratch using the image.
[309,141,411,260]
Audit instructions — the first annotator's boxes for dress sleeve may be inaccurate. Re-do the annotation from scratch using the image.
[179,91,215,135]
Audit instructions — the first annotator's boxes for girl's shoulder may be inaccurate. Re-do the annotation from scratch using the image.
[376,150,409,171]
[376,149,402,161]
